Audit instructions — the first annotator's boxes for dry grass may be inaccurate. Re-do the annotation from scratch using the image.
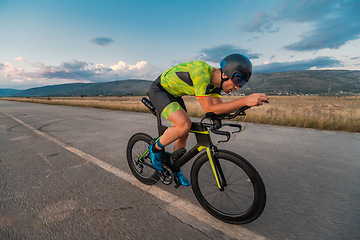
[1,95,359,132]
[1,96,149,113]
[233,96,360,132]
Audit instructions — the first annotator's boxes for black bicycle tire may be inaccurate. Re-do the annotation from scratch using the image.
[191,149,266,224]
[126,133,159,185]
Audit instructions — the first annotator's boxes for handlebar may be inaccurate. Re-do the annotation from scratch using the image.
[202,100,269,143]
[201,107,249,143]
[203,105,251,124]
[209,127,231,143]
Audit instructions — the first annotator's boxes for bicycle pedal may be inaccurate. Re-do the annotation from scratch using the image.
[159,166,174,185]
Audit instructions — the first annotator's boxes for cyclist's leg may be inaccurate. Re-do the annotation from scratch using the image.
[159,109,191,147]
[148,80,191,185]
[172,97,189,151]
[149,79,191,149]
[174,133,189,152]
[148,79,171,170]
[162,110,191,186]
[148,79,189,168]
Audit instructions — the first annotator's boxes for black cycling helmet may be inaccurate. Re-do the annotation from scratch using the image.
[220,54,252,90]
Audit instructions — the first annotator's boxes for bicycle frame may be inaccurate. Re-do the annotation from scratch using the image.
[141,97,227,190]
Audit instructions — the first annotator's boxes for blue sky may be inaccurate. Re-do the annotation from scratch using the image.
[1,0,359,89]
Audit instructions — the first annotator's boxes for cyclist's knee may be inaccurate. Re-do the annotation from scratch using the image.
[183,118,192,131]
[179,129,190,139]
[168,110,191,133]
[179,116,191,134]
[173,121,190,137]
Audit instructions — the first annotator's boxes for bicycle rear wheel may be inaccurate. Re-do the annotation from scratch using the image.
[191,150,266,224]
[126,133,159,185]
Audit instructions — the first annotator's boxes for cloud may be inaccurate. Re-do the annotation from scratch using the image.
[109,61,161,79]
[15,57,25,62]
[253,56,343,73]
[0,62,25,78]
[243,0,360,51]
[90,37,114,46]
[247,11,279,33]
[60,60,88,70]
[34,63,97,80]
[0,59,162,88]
[185,44,261,63]
[33,60,160,81]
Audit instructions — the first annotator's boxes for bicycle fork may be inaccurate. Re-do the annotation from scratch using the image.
[206,146,227,191]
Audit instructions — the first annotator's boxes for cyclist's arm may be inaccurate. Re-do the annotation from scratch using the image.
[197,93,268,115]
[212,96,222,104]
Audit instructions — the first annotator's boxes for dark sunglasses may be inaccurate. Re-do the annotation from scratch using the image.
[231,73,247,88]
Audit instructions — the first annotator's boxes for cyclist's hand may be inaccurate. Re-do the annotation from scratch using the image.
[245,93,269,107]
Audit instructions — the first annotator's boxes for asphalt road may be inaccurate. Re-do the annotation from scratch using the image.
[1,100,359,240]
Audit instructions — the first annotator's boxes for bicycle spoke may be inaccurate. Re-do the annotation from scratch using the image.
[223,191,244,213]
[210,190,222,206]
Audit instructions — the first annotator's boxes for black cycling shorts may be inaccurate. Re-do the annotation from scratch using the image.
[148,76,187,119]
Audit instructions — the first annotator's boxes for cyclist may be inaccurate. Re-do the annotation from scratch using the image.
[148,53,268,186]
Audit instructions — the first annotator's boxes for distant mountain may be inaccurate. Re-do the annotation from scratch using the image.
[12,83,90,97]
[10,79,153,97]
[245,70,360,95]
[0,89,21,97]
[1,70,359,97]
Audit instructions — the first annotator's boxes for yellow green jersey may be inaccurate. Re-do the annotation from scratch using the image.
[160,61,221,99]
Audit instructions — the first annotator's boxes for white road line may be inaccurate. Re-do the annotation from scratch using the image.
[1,110,266,240]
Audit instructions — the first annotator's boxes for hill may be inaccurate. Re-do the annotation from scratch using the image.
[0,89,21,97]
[245,70,360,95]
[11,79,153,97]
[1,70,359,97]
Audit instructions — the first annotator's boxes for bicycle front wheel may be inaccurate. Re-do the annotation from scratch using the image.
[126,133,159,185]
[191,150,266,224]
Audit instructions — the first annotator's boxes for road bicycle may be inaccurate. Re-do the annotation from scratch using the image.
[126,97,266,224]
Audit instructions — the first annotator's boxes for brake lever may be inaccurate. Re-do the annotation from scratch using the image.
[222,123,242,133]
[218,132,231,143]
[210,128,231,143]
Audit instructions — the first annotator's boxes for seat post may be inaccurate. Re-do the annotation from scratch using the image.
[156,111,167,136]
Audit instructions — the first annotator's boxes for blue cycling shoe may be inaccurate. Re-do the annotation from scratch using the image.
[174,171,190,187]
[148,144,163,171]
